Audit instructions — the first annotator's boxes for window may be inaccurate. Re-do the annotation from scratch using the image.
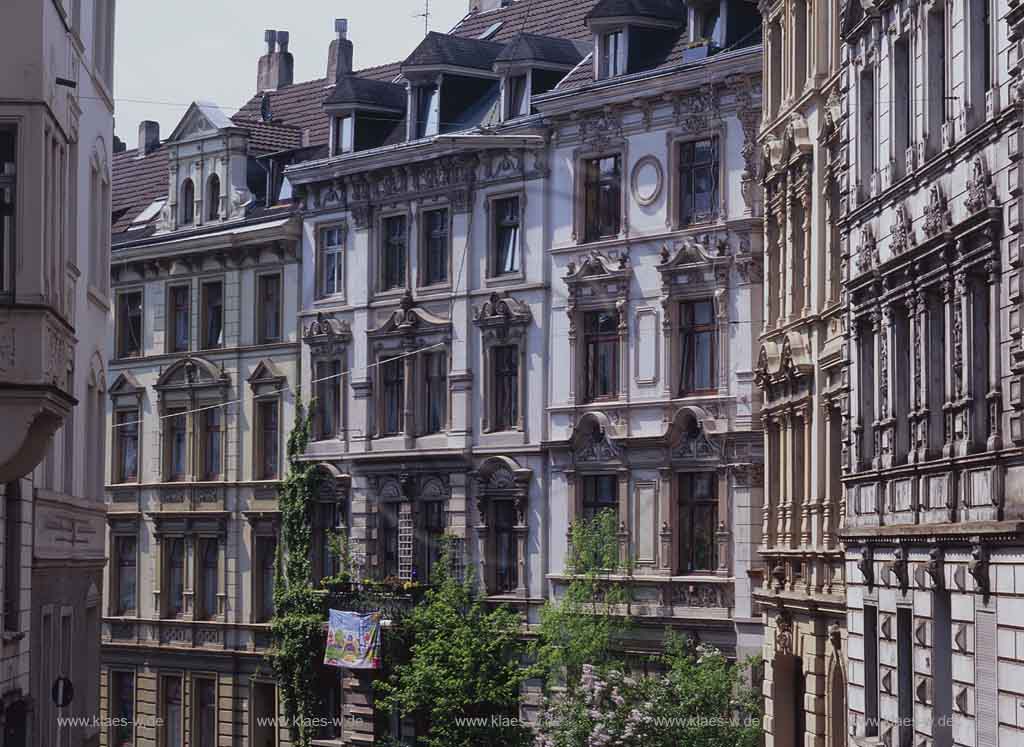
[333,114,354,155]
[201,281,223,349]
[679,300,717,394]
[418,500,446,582]
[257,274,282,343]
[257,400,280,480]
[313,500,342,582]
[679,138,719,225]
[110,671,135,747]
[198,539,219,620]
[114,536,137,616]
[598,30,623,79]
[897,607,913,747]
[206,174,220,221]
[165,538,185,617]
[422,351,447,435]
[893,37,911,177]
[506,74,528,118]
[115,410,139,483]
[381,215,407,291]
[168,285,190,353]
[421,208,449,286]
[193,678,217,747]
[493,501,518,593]
[492,345,519,431]
[678,473,717,573]
[381,357,405,436]
[926,5,947,154]
[0,127,14,299]
[251,683,277,747]
[117,291,143,358]
[319,225,344,298]
[582,474,618,521]
[166,409,188,481]
[161,676,183,747]
[314,360,340,440]
[380,503,400,578]
[3,485,19,631]
[415,85,439,139]
[180,179,195,225]
[859,68,876,193]
[93,0,115,89]
[254,536,277,622]
[491,196,520,275]
[863,604,879,736]
[584,310,619,401]
[583,155,621,242]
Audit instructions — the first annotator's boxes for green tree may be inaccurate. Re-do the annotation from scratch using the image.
[269,401,323,747]
[376,542,531,747]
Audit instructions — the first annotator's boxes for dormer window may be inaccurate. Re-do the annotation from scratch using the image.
[332,114,353,155]
[414,84,440,139]
[598,30,624,79]
[180,179,195,225]
[506,74,528,119]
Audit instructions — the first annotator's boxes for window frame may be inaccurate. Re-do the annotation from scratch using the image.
[597,29,626,80]
[255,396,281,480]
[166,283,191,354]
[109,669,136,747]
[487,192,524,281]
[581,474,620,522]
[317,223,346,300]
[333,114,354,156]
[114,408,140,484]
[116,288,144,359]
[418,206,451,289]
[313,359,341,442]
[112,533,138,616]
[581,154,624,243]
[180,178,195,226]
[420,349,448,436]
[199,279,225,350]
[163,536,187,618]
[677,299,718,396]
[249,680,279,747]
[491,344,521,432]
[677,471,718,574]
[206,173,221,222]
[192,676,219,747]
[159,674,184,747]
[196,536,220,620]
[378,212,409,294]
[256,272,283,345]
[164,407,189,482]
[0,123,15,302]
[378,355,406,437]
[583,309,621,403]
[252,533,278,623]
[677,136,720,227]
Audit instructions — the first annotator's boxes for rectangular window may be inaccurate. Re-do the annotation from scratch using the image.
[257,400,280,480]
[117,291,143,358]
[198,538,219,620]
[193,678,217,747]
[380,503,399,578]
[678,472,717,572]
[313,501,341,582]
[116,410,139,483]
[926,6,947,154]
[582,474,618,522]
[333,114,353,155]
[201,281,224,349]
[254,536,277,623]
[679,138,719,225]
[3,488,19,631]
[897,607,913,747]
[419,500,446,582]
[111,671,135,747]
[421,208,449,286]
[320,226,344,298]
[422,351,447,435]
[381,357,405,436]
[507,74,528,118]
[893,37,911,177]
[0,126,15,298]
[257,274,281,343]
[493,501,518,593]
[584,310,619,401]
[860,67,876,193]
[933,592,953,746]
[679,300,717,394]
[168,285,190,353]
[201,408,222,481]
[381,215,407,291]
[166,409,188,481]
[492,345,519,431]
[161,676,183,747]
[598,30,623,79]
[492,196,520,275]
[251,683,277,747]
[165,538,185,617]
[115,535,137,616]
[415,85,439,139]
[314,360,341,441]
[583,156,621,242]
[863,604,879,736]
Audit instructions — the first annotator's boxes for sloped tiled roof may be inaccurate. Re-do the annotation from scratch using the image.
[586,0,687,22]
[450,0,599,43]
[494,32,589,66]
[234,118,304,154]
[111,147,169,235]
[324,76,407,111]
[403,31,505,71]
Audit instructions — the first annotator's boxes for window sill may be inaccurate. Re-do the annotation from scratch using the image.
[485,271,526,287]
[417,281,452,294]
[313,294,347,307]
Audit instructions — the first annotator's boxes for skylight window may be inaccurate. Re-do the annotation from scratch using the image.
[478,21,503,40]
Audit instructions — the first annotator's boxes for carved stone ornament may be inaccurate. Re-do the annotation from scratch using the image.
[672,423,722,460]
[578,107,623,148]
[351,204,372,230]
[473,291,532,329]
[775,615,794,654]
[856,225,878,273]
[857,546,874,589]
[890,202,915,256]
[922,185,950,238]
[890,547,909,594]
[574,425,622,462]
[366,291,451,341]
[968,544,990,598]
[304,311,352,340]
[925,547,944,590]
[964,156,997,214]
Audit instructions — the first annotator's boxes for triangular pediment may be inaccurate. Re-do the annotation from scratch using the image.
[247,359,286,386]
[167,101,235,143]
[109,370,144,395]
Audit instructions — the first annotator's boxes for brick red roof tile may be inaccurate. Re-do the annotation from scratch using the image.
[111,147,169,236]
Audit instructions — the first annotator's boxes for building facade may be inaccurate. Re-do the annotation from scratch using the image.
[839,0,1024,745]
[0,1,116,745]
[755,1,849,746]
[101,94,305,746]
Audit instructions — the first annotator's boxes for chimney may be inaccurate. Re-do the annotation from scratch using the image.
[326,19,354,83]
[137,120,160,157]
[469,0,507,12]
[257,29,295,93]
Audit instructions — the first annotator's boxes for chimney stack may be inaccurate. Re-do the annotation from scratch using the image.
[469,0,506,12]
[137,120,160,157]
[257,29,295,93]
[327,19,354,83]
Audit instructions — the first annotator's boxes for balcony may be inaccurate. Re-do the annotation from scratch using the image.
[0,306,76,482]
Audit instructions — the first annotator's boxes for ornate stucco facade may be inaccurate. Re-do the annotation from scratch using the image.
[0,1,115,745]
[756,1,849,746]
[839,0,1024,745]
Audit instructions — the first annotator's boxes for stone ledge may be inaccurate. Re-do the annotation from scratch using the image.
[841,520,1024,544]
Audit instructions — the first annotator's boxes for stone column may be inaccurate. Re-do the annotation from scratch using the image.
[473,488,490,595]
[801,405,813,547]
[762,416,775,550]
[566,306,577,405]
[514,491,528,598]
[942,277,956,457]
[986,258,1002,450]
[871,308,883,469]
[152,532,163,619]
[821,401,834,550]
[183,534,195,620]
[658,467,674,572]
[879,304,896,469]
[403,347,416,446]
[779,411,791,547]
[913,290,930,461]
[785,179,797,323]
[801,189,812,317]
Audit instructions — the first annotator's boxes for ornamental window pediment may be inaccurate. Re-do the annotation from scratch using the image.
[472,456,531,597]
[472,291,532,341]
[154,356,230,394]
[570,412,624,465]
[303,312,352,358]
[657,235,730,290]
[755,332,813,388]
[367,291,451,341]
[666,406,723,462]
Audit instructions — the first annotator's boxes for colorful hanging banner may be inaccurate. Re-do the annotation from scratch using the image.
[324,610,382,670]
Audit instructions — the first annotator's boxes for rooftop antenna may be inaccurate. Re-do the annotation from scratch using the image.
[413,0,431,37]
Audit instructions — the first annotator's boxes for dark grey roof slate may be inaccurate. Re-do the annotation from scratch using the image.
[402,31,506,70]
[325,75,407,111]
[494,32,589,66]
[587,0,687,22]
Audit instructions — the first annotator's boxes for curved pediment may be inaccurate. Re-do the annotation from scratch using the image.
[475,455,532,492]
[473,291,532,328]
[665,406,722,460]
[565,251,630,283]
[570,411,623,463]
[367,291,451,339]
[155,356,230,391]
[658,234,728,268]
[756,333,813,384]
[303,312,352,341]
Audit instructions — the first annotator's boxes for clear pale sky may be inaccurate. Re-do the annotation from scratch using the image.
[113,0,469,145]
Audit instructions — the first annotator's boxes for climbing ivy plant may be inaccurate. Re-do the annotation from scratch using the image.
[269,401,323,747]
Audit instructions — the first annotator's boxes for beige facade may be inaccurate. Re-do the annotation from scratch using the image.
[0,0,115,745]
[756,0,848,746]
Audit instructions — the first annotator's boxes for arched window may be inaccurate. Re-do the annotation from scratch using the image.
[206,174,220,221]
[180,179,195,225]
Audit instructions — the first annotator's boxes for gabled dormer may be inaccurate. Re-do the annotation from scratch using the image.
[323,19,406,156]
[493,33,588,121]
[401,32,504,139]
[586,0,687,79]
[161,101,254,232]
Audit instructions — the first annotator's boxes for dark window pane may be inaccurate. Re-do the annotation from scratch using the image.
[494,501,517,592]
[584,156,621,242]
[584,310,619,401]
[259,400,279,479]
[422,209,448,285]
[493,345,519,430]
[315,361,340,440]
[679,300,717,394]
[582,475,619,521]
[119,292,143,357]
[168,410,187,481]
[203,282,223,349]
[493,197,520,274]
[117,536,136,615]
[382,357,405,435]
[117,410,139,482]
[423,351,447,434]
[168,538,185,616]
[259,275,281,342]
[382,215,406,290]
[181,180,194,225]
[679,473,717,572]
[203,408,222,480]
[170,285,189,352]
[679,138,719,225]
